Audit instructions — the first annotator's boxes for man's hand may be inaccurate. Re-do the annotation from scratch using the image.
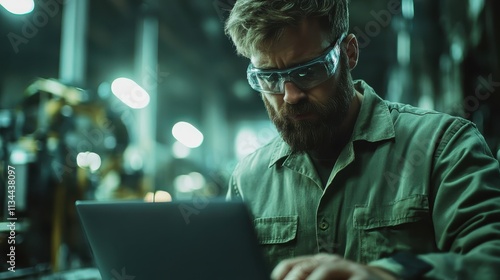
[271,253,398,280]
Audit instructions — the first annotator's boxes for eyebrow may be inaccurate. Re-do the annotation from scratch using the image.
[254,46,332,71]
[253,34,345,70]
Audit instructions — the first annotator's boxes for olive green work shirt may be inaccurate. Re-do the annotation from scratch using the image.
[227,80,500,279]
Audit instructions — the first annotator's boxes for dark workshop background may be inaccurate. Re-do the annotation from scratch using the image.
[0,0,499,278]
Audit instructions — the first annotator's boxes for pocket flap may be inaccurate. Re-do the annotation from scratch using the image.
[354,194,429,230]
[254,216,298,244]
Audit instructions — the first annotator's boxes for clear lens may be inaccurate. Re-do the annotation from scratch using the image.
[289,62,330,89]
[247,71,279,93]
[248,61,331,93]
[257,72,280,92]
[247,34,344,94]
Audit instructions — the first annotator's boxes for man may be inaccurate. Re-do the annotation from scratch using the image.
[224,0,500,279]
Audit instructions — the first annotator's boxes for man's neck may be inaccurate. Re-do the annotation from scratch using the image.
[308,89,364,167]
[308,89,363,187]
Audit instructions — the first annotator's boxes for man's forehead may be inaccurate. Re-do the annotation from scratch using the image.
[249,18,331,69]
[250,49,299,69]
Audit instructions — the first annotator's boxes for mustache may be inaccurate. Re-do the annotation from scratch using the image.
[279,100,328,117]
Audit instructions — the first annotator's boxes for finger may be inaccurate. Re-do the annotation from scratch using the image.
[306,262,367,280]
[306,264,345,280]
[283,259,320,280]
[313,253,342,263]
[271,256,316,280]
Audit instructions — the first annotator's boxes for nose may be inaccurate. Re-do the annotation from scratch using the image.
[283,82,307,104]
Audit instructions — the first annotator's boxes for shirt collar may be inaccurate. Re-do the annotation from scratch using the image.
[268,80,395,168]
[351,80,395,142]
[268,138,293,168]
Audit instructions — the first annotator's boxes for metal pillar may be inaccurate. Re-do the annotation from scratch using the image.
[54,0,89,271]
[59,0,88,85]
[135,3,159,191]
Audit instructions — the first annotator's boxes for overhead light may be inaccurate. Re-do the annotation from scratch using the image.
[144,191,172,202]
[401,0,414,20]
[10,149,28,164]
[468,0,484,20]
[234,124,277,160]
[174,172,206,193]
[0,0,35,15]
[123,146,144,171]
[111,77,150,109]
[397,31,411,66]
[76,152,102,172]
[235,128,259,159]
[188,172,205,190]
[172,141,191,159]
[172,122,204,148]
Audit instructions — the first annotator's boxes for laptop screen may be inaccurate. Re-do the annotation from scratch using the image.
[76,200,270,280]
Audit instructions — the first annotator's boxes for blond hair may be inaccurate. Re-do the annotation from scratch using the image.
[225,0,349,58]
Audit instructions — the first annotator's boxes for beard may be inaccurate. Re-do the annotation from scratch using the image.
[263,60,355,153]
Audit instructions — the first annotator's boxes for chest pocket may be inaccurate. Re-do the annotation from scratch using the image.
[353,195,435,264]
[254,216,298,269]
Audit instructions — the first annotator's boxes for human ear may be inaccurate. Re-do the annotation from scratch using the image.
[345,34,359,70]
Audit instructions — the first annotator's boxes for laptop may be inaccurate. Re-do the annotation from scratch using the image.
[76,200,270,280]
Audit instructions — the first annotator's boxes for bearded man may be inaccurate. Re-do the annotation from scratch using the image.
[225,1,500,279]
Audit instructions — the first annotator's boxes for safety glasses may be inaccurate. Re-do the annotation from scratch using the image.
[247,33,346,94]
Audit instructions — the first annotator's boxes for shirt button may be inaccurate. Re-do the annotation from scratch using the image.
[319,221,329,230]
